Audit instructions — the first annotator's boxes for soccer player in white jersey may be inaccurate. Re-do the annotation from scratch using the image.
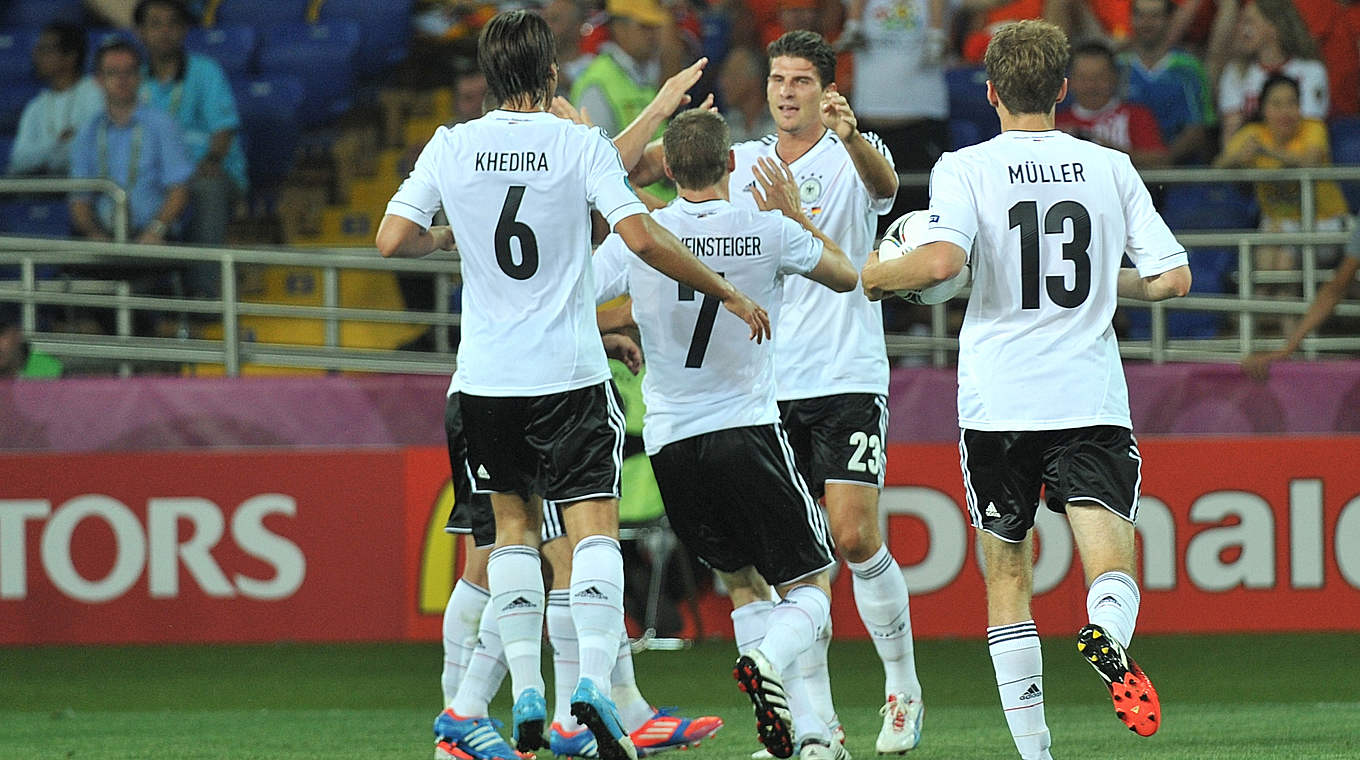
[593,107,859,760]
[727,30,925,754]
[860,20,1192,760]
[376,12,770,760]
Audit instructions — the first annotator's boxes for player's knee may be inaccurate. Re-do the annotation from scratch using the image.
[834,523,879,563]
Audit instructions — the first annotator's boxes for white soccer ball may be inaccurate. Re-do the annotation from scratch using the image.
[876,210,970,305]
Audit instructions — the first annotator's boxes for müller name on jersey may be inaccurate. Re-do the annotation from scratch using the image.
[474,151,550,172]
[1008,160,1085,184]
[682,236,763,257]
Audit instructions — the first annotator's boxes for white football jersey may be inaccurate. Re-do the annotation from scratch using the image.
[592,198,824,453]
[386,109,647,397]
[923,130,1188,430]
[729,130,894,400]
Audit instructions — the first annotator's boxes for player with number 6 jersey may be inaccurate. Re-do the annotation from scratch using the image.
[376,12,769,760]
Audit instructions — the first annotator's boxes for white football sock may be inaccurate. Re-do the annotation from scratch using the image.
[488,545,545,700]
[570,535,626,689]
[546,589,583,731]
[849,544,921,700]
[731,600,774,655]
[612,633,655,732]
[757,586,830,673]
[450,596,508,716]
[797,616,838,729]
[442,579,490,705]
[783,653,830,744]
[1086,571,1140,648]
[988,621,1052,760]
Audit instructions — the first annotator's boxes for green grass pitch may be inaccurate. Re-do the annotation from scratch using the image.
[1,633,1356,759]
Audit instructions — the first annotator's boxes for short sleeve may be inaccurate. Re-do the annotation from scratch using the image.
[194,57,241,132]
[592,233,632,304]
[1117,153,1187,276]
[584,128,647,228]
[862,131,897,215]
[384,127,446,227]
[923,152,978,257]
[775,214,824,276]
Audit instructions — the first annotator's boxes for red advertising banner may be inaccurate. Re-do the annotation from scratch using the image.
[4,437,1358,645]
[0,449,410,645]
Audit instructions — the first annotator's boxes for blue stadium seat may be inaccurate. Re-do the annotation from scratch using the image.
[212,0,310,28]
[0,199,72,238]
[949,118,981,150]
[257,21,360,126]
[316,0,413,77]
[1328,115,1360,212]
[0,133,14,173]
[0,0,84,28]
[0,28,41,82]
[1124,254,1228,339]
[186,24,256,77]
[1158,183,1258,231]
[233,74,305,188]
[0,78,41,134]
[946,66,999,145]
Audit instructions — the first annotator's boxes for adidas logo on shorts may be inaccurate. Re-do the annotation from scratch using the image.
[502,596,535,611]
[477,464,491,479]
[575,585,607,600]
[1019,683,1042,701]
[985,502,1002,518]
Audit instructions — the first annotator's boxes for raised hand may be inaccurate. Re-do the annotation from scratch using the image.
[653,57,709,119]
[750,157,804,219]
[820,84,858,140]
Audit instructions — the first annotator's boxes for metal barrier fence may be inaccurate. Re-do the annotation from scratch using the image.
[2,167,1360,376]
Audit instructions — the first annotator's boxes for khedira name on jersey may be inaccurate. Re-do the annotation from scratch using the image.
[474,151,550,172]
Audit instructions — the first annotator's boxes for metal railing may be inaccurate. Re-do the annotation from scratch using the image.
[0,177,130,242]
[1,167,1359,375]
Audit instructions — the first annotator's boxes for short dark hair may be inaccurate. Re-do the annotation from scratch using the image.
[663,109,731,190]
[42,21,88,72]
[1252,73,1301,121]
[133,0,194,27]
[1070,40,1117,73]
[95,38,142,71]
[984,20,1070,116]
[766,30,835,89]
[478,10,557,109]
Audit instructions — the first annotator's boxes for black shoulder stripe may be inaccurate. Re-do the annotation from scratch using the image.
[862,131,891,159]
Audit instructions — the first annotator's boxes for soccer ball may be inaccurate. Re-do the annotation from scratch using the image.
[876,210,971,305]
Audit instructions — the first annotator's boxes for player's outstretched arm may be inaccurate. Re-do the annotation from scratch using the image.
[615,213,772,342]
[376,214,454,258]
[821,85,898,200]
[750,156,856,292]
[1242,255,1360,379]
[1116,264,1192,302]
[861,240,966,300]
[613,57,709,170]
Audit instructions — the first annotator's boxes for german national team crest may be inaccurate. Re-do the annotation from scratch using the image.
[799,175,823,204]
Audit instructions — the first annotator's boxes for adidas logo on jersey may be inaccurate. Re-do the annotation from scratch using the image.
[502,596,535,611]
[575,585,607,600]
[985,502,1002,518]
[1019,683,1042,701]
[477,464,490,479]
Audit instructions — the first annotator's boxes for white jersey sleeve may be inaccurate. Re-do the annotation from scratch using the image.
[1116,154,1189,277]
[924,151,979,257]
[584,129,649,228]
[776,216,825,277]
[863,131,897,216]
[384,126,447,227]
[592,233,632,304]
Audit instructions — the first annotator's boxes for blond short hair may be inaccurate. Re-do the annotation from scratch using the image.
[983,20,1070,116]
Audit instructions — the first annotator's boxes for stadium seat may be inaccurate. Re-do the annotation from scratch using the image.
[211,0,310,29]
[1158,183,1258,231]
[949,118,982,150]
[186,24,256,77]
[1328,115,1360,212]
[0,133,13,173]
[0,78,41,134]
[232,74,305,188]
[946,65,999,145]
[0,28,41,83]
[0,0,84,28]
[315,0,414,77]
[257,20,360,127]
[0,199,72,238]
